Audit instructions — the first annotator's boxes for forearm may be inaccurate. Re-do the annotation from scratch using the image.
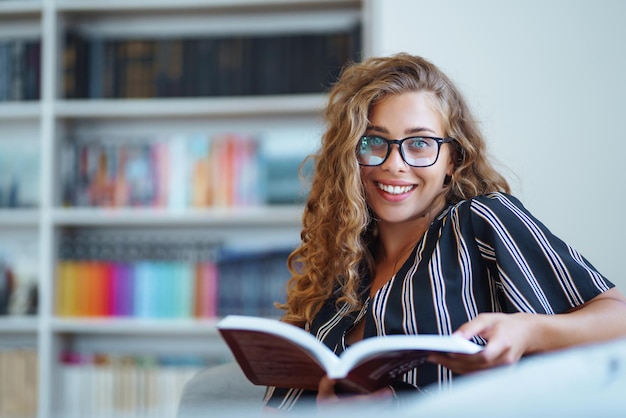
[433,288,626,374]
[526,288,626,354]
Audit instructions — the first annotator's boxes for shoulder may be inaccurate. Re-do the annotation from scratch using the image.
[448,192,527,218]
[445,192,538,234]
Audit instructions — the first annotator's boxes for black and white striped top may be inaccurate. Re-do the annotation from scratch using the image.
[265,192,613,410]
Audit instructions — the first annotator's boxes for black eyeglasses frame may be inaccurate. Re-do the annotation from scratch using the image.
[357,135,456,168]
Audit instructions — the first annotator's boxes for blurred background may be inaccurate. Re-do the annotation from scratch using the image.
[0,0,623,417]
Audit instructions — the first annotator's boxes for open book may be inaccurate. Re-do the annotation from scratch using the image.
[217,315,483,393]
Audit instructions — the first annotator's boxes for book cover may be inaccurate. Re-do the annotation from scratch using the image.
[217,315,482,393]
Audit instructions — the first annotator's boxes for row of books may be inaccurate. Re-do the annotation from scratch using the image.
[60,132,307,208]
[56,236,292,318]
[0,348,38,418]
[63,26,360,99]
[58,351,214,418]
[0,39,41,102]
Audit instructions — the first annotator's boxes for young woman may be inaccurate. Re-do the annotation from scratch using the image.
[264,53,626,411]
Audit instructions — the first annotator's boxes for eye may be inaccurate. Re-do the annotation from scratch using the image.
[362,136,387,150]
[405,137,431,149]
[367,136,385,146]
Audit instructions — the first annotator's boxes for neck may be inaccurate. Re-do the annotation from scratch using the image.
[377,223,423,264]
[376,201,446,263]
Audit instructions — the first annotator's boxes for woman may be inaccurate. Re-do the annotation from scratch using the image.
[264,53,626,410]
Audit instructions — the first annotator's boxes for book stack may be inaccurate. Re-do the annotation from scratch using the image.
[0,39,41,102]
[55,234,291,319]
[60,132,283,209]
[0,348,38,418]
[63,25,361,99]
[58,351,213,418]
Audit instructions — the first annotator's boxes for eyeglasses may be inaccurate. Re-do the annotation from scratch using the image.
[356,135,455,167]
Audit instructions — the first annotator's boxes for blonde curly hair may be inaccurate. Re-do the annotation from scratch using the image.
[278,53,510,326]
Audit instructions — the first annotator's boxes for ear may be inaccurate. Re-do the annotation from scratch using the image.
[445,149,456,175]
[444,147,456,186]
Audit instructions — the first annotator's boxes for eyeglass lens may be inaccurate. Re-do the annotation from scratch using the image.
[357,136,441,167]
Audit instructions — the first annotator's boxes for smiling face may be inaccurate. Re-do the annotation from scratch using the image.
[360,91,454,229]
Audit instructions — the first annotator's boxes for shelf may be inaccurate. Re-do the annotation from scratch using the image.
[54,95,326,119]
[51,317,220,335]
[51,205,303,227]
[0,1,367,416]
[0,1,42,16]
[0,209,39,227]
[55,0,359,13]
[0,102,41,120]
[0,316,38,333]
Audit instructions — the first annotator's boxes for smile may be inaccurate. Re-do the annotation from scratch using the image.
[376,182,415,195]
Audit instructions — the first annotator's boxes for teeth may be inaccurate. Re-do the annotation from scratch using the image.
[377,183,414,195]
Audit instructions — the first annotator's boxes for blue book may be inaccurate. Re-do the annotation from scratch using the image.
[133,261,155,318]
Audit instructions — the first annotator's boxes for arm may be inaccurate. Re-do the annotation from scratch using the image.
[430,287,626,374]
[316,376,394,409]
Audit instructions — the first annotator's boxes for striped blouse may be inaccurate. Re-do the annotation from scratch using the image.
[264,192,614,410]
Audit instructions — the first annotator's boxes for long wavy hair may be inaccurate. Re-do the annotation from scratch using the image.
[278,53,510,326]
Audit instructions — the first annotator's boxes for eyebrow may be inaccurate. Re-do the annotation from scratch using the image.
[366,125,438,136]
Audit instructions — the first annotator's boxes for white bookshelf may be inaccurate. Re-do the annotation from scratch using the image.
[51,206,303,227]
[54,94,327,118]
[0,1,370,417]
[0,1,41,15]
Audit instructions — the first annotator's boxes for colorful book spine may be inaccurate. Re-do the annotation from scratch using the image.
[55,238,292,319]
[61,132,283,208]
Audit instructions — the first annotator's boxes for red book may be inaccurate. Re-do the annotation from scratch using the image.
[101,262,113,316]
[217,315,483,393]
[197,261,218,318]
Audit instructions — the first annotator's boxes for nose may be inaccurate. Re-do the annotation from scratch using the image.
[381,143,407,171]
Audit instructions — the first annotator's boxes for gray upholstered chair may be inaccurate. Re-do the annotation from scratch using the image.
[178,338,626,418]
[177,362,266,418]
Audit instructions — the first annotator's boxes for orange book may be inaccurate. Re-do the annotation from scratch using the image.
[91,262,111,317]
[86,262,98,316]
[74,262,93,317]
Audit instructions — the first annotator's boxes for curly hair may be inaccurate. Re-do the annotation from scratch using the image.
[278,53,510,326]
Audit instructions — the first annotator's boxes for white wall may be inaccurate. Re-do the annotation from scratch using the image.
[369,0,626,288]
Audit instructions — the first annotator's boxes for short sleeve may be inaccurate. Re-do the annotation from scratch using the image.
[468,193,613,314]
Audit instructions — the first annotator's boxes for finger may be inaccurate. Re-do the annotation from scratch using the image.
[454,314,498,339]
[317,376,338,399]
[428,351,490,374]
[370,387,393,401]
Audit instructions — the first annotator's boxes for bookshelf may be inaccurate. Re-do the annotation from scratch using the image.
[0,0,368,417]
[0,16,42,418]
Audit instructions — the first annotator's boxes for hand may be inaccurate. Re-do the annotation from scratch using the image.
[428,312,535,374]
[316,376,394,411]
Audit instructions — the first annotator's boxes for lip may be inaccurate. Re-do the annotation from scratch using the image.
[376,179,414,187]
[375,180,416,201]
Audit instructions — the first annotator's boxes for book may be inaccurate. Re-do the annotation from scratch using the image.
[217,315,483,393]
